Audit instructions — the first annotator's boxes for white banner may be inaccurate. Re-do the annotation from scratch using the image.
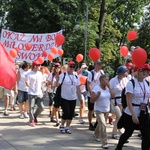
[0,29,62,62]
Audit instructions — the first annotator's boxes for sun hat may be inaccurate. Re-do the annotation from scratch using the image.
[117,66,128,75]
[81,64,88,69]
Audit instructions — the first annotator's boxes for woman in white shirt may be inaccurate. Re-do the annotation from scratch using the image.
[55,61,83,134]
[115,65,150,150]
[90,74,115,149]
[17,61,30,119]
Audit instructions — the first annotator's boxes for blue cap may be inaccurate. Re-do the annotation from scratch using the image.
[117,66,128,75]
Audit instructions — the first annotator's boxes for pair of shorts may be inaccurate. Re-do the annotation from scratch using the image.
[0,87,11,98]
[81,91,88,102]
[88,96,94,111]
[18,90,28,103]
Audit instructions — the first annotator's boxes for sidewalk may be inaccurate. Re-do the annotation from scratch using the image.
[0,97,141,150]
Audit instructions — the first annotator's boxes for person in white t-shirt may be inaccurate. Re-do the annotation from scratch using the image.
[87,61,104,131]
[47,62,61,126]
[91,74,115,149]
[17,61,30,119]
[115,65,150,150]
[109,66,128,139]
[55,61,83,134]
[26,60,45,127]
[78,64,89,124]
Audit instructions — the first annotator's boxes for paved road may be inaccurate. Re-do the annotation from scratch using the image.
[0,97,141,150]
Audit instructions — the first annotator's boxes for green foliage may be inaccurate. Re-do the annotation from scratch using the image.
[0,0,150,76]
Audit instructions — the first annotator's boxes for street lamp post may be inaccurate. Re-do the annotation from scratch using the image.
[84,4,88,64]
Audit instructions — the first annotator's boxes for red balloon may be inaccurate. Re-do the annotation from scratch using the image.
[79,76,87,85]
[15,47,20,53]
[48,53,54,61]
[55,34,65,46]
[51,46,58,54]
[89,48,100,61]
[131,48,147,67]
[127,30,137,41]
[120,46,128,57]
[58,49,64,56]
[37,57,44,64]
[9,49,17,58]
[25,43,32,50]
[76,54,83,62]
[42,51,47,57]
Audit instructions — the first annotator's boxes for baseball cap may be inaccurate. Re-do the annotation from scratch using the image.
[126,62,133,68]
[133,64,150,72]
[53,62,61,67]
[68,61,76,66]
[32,60,41,66]
[117,66,128,75]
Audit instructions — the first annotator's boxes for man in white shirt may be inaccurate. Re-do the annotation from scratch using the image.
[26,60,45,127]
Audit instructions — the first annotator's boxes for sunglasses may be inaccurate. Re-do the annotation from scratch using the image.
[69,66,75,68]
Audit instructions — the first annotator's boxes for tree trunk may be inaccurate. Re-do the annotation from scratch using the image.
[97,0,107,49]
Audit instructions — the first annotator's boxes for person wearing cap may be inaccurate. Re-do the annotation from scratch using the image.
[78,64,88,124]
[26,60,45,127]
[115,65,150,150]
[109,66,128,139]
[47,62,61,126]
[87,60,104,131]
[55,61,83,134]
[17,61,30,119]
[125,62,134,80]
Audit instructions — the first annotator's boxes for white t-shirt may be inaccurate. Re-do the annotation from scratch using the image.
[26,71,44,96]
[93,85,111,112]
[110,75,128,105]
[59,72,80,100]
[18,68,30,92]
[87,70,104,97]
[124,78,150,117]
[47,73,57,93]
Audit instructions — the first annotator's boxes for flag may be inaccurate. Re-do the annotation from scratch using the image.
[0,42,17,90]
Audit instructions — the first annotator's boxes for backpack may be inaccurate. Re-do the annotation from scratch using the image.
[85,70,104,91]
[121,79,149,109]
[53,72,66,107]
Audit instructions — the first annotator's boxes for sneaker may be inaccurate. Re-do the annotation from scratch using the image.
[51,118,57,123]
[20,114,24,119]
[4,111,9,116]
[101,144,109,149]
[112,134,120,140]
[65,128,72,134]
[78,119,85,124]
[89,123,95,131]
[55,122,60,127]
[59,126,65,134]
[34,116,38,124]
[73,112,79,117]
[29,120,35,127]
[93,134,101,142]
[24,112,29,118]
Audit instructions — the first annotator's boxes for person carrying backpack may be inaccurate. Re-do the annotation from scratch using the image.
[87,61,104,131]
[109,66,128,139]
[115,65,150,150]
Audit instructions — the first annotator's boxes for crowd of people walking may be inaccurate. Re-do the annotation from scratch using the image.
[0,60,150,150]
